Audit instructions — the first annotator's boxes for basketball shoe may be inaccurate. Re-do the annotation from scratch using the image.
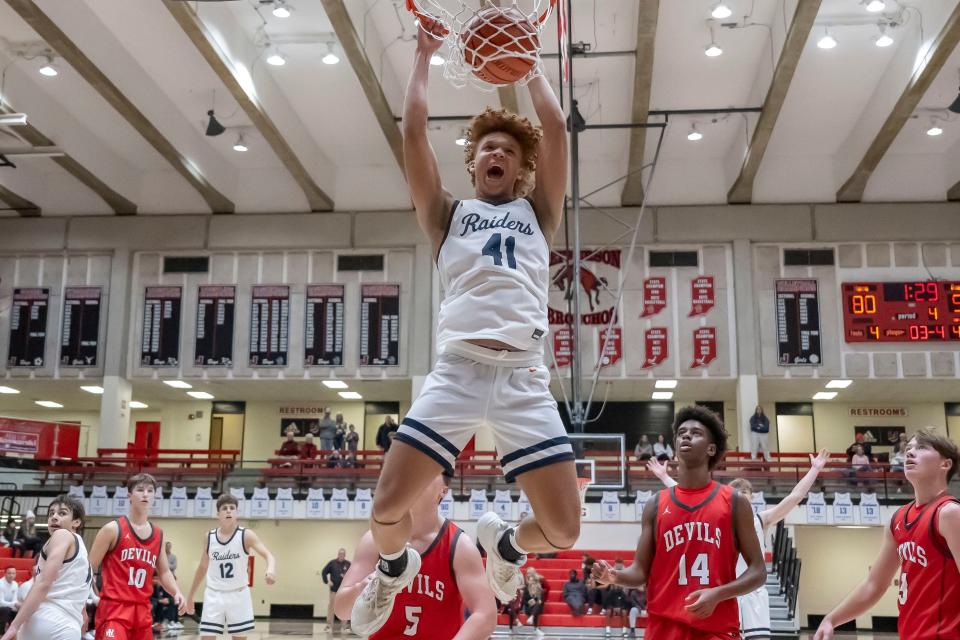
[477,512,526,602]
[350,547,422,636]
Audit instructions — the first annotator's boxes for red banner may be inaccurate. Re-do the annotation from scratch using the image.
[553,327,573,368]
[642,327,669,368]
[689,276,715,317]
[641,277,667,318]
[0,418,80,458]
[598,327,622,368]
[692,327,717,368]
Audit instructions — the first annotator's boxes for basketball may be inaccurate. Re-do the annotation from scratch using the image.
[461,7,539,85]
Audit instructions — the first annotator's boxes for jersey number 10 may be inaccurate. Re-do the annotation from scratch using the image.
[482,234,517,269]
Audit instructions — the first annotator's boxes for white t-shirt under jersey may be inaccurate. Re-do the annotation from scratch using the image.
[437,197,550,354]
[206,527,249,591]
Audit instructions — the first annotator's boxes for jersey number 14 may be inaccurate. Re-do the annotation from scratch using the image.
[482,234,517,269]
[677,553,710,586]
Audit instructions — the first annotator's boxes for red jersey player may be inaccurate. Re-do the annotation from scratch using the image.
[88,473,184,640]
[335,473,496,639]
[594,405,766,639]
[815,430,960,640]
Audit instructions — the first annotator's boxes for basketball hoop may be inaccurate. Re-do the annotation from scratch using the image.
[575,459,595,517]
[405,0,557,90]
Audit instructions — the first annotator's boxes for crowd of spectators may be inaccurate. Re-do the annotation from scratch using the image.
[276,414,400,469]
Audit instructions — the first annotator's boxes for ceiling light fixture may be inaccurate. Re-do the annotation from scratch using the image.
[711,3,733,19]
[81,385,104,395]
[272,0,292,18]
[455,136,467,146]
[129,401,149,409]
[875,25,894,47]
[0,386,20,394]
[38,56,58,77]
[926,119,943,136]
[322,43,340,65]
[205,110,226,137]
[812,391,838,400]
[687,123,703,141]
[322,380,348,389]
[865,0,886,12]
[0,113,28,126]
[651,391,674,400]
[817,29,837,49]
[826,379,853,389]
[339,391,362,400]
[163,380,192,389]
[232,133,248,152]
[430,53,445,66]
[704,41,723,57]
[655,380,678,389]
[35,400,63,408]
[187,391,214,400]
[266,48,286,66]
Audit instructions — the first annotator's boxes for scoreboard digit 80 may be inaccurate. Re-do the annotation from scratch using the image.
[842,281,960,342]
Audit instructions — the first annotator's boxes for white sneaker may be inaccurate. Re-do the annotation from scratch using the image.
[83,633,95,640]
[350,548,422,636]
[476,512,525,602]
[535,629,545,639]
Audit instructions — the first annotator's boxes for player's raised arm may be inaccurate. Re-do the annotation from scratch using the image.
[0,529,74,640]
[814,525,900,639]
[333,532,378,621]
[88,521,119,574]
[244,529,277,585]
[647,457,678,488]
[526,73,568,242]
[451,533,497,640]
[186,533,210,615]
[759,449,829,529]
[595,497,656,589]
[402,17,455,251]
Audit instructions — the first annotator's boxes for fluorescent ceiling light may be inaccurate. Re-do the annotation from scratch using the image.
[0,113,28,126]
[812,391,838,400]
[272,1,292,18]
[322,380,348,389]
[163,380,192,389]
[655,380,678,389]
[430,54,445,66]
[711,3,733,19]
[817,32,837,49]
[926,124,943,136]
[35,400,63,408]
[232,133,248,152]
[0,386,20,394]
[187,391,214,400]
[455,137,467,146]
[651,391,674,400]
[826,379,853,389]
[266,49,286,66]
[875,28,894,47]
[865,0,886,12]
[81,385,104,395]
[322,43,340,65]
[129,401,149,409]
[687,124,703,141]
[339,391,363,400]
[38,56,58,77]
[704,42,723,57]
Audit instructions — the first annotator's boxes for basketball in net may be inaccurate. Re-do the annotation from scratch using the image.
[460,7,540,85]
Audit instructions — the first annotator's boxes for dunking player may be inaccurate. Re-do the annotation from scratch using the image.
[594,406,767,639]
[88,474,184,640]
[351,12,580,636]
[814,430,960,639]
[650,449,831,639]
[336,473,497,639]
[186,494,277,639]
[0,495,90,640]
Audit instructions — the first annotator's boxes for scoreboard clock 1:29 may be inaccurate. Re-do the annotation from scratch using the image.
[841,281,960,342]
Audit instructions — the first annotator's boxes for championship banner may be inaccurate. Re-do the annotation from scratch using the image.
[552,326,573,368]
[641,277,666,318]
[61,287,101,367]
[689,276,715,317]
[642,327,668,369]
[305,284,345,366]
[9,288,49,367]
[548,249,620,326]
[195,285,235,367]
[360,284,400,366]
[598,327,622,368]
[249,285,289,366]
[691,327,717,368]
[141,286,182,367]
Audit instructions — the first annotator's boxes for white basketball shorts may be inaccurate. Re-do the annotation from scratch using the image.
[738,586,771,639]
[200,586,255,635]
[397,344,574,482]
[18,605,82,640]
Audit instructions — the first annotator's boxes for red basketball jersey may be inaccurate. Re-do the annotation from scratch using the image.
[371,519,464,640]
[100,516,163,604]
[646,481,740,636]
[891,493,960,639]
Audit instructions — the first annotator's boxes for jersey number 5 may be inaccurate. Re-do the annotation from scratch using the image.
[482,233,517,269]
[678,553,710,586]
[403,606,422,636]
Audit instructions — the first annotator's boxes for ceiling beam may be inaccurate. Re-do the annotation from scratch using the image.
[727,0,822,205]
[319,0,404,172]
[162,0,333,212]
[948,179,960,201]
[4,0,235,213]
[0,103,136,214]
[836,1,960,203]
[620,0,659,207]
[0,183,40,216]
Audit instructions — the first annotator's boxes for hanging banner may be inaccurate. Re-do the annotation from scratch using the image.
[195,285,235,366]
[249,285,289,366]
[642,327,669,369]
[61,287,101,367]
[775,279,822,366]
[689,276,715,317]
[548,249,621,326]
[641,277,667,318]
[691,327,717,368]
[360,284,400,366]
[552,326,573,368]
[305,284,345,366]
[141,286,181,367]
[9,288,49,367]
[598,327,622,367]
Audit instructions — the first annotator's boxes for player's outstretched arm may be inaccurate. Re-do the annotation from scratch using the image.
[452,532,497,640]
[813,524,900,639]
[88,520,119,575]
[333,532,378,621]
[186,533,210,615]
[939,502,960,575]
[0,528,73,640]
[526,74,568,242]
[402,17,454,251]
[646,458,678,488]
[244,529,277,585]
[156,538,186,614]
[595,498,656,588]
[759,449,830,530]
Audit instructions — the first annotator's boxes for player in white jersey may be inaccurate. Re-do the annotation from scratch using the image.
[186,494,276,639]
[648,449,830,639]
[1,495,91,640]
[351,14,580,637]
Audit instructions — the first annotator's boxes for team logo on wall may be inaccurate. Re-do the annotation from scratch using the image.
[548,249,620,326]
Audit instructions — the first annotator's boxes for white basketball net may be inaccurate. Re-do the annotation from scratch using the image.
[406,0,556,90]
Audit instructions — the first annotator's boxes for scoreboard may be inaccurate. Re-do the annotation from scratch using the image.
[841,281,960,342]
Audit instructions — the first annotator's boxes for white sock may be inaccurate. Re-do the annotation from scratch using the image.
[380,548,405,561]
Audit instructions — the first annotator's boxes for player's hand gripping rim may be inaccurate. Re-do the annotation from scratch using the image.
[415,14,449,51]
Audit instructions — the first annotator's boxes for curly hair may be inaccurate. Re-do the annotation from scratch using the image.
[464,107,542,198]
[672,405,728,470]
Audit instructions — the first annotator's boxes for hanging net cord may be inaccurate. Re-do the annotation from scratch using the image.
[406,0,556,89]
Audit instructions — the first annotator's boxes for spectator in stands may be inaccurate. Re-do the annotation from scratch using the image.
[322,548,351,634]
[0,520,15,547]
[634,435,653,461]
[563,569,587,616]
[521,571,544,638]
[603,559,629,637]
[326,449,343,468]
[341,450,359,469]
[345,424,359,452]
[0,566,18,631]
[626,586,646,638]
[585,571,604,615]
[150,575,178,632]
[890,440,907,472]
[500,591,523,631]
[12,512,42,558]
[749,405,772,462]
[850,445,871,472]
[581,554,595,581]
[300,434,319,460]
[653,434,673,462]
[334,414,347,450]
[317,409,338,451]
[846,433,874,462]
[375,415,398,452]
[279,433,300,458]
[164,541,177,578]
